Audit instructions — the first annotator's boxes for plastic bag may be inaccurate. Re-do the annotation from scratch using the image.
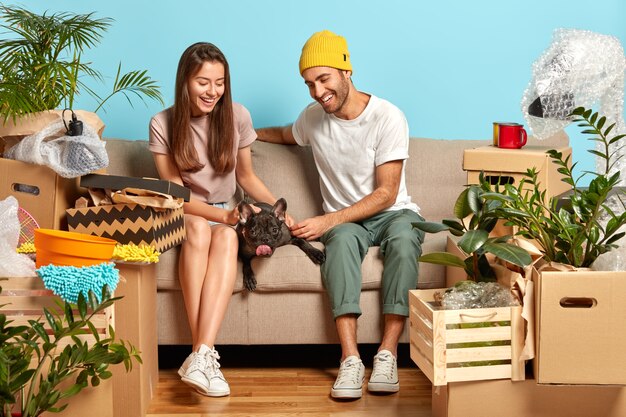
[441,281,519,310]
[5,119,109,178]
[0,196,36,277]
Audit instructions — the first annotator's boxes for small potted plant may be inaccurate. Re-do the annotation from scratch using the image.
[0,284,141,417]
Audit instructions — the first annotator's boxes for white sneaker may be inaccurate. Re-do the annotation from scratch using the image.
[368,350,399,393]
[202,347,230,397]
[331,356,365,399]
[180,345,211,395]
[177,351,196,378]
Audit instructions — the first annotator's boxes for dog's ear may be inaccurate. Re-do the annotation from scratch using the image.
[238,202,255,224]
[271,198,287,221]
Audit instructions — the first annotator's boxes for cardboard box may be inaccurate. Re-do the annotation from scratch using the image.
[0,158,84,230]
[66,203,185,253]
[533,268,626,385]
[80,173,190,202]
[432,378,626,417]
[112,263,158,417]
[0,276,114,417]
[463,145,572,198]
[409,289,525,386]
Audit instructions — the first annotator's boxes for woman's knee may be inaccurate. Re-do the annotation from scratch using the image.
[184,215,212,248]
[211,225,238,252]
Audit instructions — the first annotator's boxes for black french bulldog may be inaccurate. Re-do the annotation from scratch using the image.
[236,198,326,292]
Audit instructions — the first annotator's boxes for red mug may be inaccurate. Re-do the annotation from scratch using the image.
[497,123,527,149]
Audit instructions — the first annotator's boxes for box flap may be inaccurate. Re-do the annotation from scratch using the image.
[80,174,190,202]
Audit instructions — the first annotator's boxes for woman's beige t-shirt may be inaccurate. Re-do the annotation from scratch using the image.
[148,102,256,204]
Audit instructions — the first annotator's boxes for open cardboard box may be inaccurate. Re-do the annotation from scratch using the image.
[0,110,105,229]
[0,158,85,230]
[533,267,626,385]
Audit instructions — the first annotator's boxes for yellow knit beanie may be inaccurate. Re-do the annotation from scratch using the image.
[299,30,352,75]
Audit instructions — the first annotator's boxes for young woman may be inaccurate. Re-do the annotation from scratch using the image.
[149,42,282,397]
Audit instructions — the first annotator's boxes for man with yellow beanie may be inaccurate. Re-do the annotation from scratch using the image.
[256,30,424,400]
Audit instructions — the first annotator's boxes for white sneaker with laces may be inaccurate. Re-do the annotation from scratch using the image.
[202,347,230,397]
[180,344,211,395]
[368,349,399,393]
[331,356,365,399]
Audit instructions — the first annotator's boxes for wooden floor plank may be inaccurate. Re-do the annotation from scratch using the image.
[147,367,432,416]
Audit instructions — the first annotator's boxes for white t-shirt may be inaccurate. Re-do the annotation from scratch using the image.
[292,94,419,214]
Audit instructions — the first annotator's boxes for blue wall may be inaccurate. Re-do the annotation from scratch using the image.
[17,0,626,182]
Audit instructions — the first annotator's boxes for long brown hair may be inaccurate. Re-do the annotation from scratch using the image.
[170,42,235,173]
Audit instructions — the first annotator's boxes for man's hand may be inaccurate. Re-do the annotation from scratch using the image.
[290,214,336,240]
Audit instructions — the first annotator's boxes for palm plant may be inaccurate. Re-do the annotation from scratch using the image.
[413,177,532,282]
[0,5,163,124]
[484,107,626,268]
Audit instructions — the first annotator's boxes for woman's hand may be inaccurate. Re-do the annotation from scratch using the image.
[224,207,240,226]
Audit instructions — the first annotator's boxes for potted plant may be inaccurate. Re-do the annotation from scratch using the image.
[484,106,626,268]
[0,283,141,417]
[413,176,533,283]
[0,4,164,124]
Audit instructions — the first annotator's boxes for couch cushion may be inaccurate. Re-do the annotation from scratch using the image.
[250,141,324,220]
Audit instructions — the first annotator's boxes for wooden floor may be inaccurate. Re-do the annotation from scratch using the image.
[147,345,433,416]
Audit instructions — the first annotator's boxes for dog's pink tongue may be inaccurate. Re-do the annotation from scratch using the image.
[256,245,273,256]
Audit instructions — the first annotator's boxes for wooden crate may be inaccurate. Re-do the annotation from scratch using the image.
[409,289,525,386]
[0,276,113,349]
[0,276,114,417]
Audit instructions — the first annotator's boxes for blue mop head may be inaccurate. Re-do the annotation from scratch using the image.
[36,262,119,304]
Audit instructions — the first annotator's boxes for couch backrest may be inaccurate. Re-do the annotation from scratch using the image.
[103,131,569,222]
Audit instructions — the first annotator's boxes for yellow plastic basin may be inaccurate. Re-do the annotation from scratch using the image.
[34,229,116,268]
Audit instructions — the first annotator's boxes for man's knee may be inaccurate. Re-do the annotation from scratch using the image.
[383,227,423,257]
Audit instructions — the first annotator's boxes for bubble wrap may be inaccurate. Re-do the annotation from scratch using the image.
[522,29,626,270]
[441,281,519,310]
[5,119,108,178]
[0,196,36,277]
[521,29,625,155]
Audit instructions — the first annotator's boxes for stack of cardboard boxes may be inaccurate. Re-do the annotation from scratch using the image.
[0,113,189,417]
[410,145,626,417]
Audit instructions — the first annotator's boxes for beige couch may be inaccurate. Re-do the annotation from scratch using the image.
[104,132,568,346]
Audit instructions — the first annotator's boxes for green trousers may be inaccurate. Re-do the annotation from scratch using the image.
[320,209,425,319]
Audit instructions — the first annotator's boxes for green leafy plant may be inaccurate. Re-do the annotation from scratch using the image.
[0,4,164,123]
[483,106,626,268]
[413,177,532,282]
[0,283,141,417]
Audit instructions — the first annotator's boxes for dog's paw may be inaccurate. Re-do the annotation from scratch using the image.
[243,275,257,292]
[307,248,326,265]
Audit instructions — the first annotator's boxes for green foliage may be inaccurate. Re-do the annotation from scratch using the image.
[413,177,532,282]
[0,4,164,123]
[483,107,626,268]
[0,284,141,417]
